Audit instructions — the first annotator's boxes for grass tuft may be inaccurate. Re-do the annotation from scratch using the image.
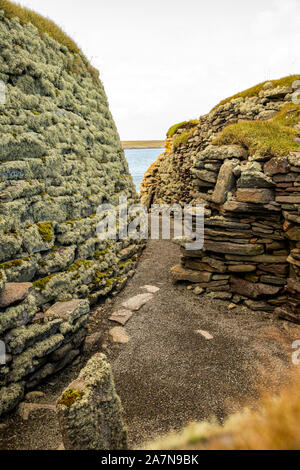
[212,103,300,157]
[167,120,199,138]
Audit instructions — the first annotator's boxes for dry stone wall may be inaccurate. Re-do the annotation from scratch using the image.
[141,80,300,323]
[0,11,143,415]
[141,83,296,206]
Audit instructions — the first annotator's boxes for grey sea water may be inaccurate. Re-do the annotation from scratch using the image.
[124,148,164,192]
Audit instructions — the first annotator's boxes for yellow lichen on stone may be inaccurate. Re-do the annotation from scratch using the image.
[57,389,84,408]
[36,222,53,243]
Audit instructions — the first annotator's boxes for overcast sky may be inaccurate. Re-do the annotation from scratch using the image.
[18,0,299,140]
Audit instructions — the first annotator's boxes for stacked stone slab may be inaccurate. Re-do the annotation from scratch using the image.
[171,147,300,323]
[0,9,143,415]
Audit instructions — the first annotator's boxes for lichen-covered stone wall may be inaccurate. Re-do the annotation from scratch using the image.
[0,10,142,415]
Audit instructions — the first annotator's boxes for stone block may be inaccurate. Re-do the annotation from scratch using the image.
[0,282,33,308]
[236,188,274,204]
[56,354,127,450]
[171,265,212,283]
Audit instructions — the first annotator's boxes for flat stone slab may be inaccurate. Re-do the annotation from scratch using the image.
[0,282,32,308]
[25,391,45,402]
[122,293,153,311]
[83,332,102,354]
[109,309,133,326]
[141,285,160,294]
[196,330,214,340]
[109,327,130,344]
[45,299,89,322]
[171,265,212,283]
[18,402,56,421]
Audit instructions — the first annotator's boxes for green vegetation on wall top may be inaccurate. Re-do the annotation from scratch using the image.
[213,103,300,157]
[0,0,99,81]
[167,119,199,138]
[212,75,300,111]
[0,0,79,52]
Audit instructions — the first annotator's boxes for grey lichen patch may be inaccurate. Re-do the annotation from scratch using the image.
[9,333,64,382]
[0,295,38,335]
[0,233,22,263]
[0,6,141,414]
[0,269,6,293]
[5,320,62,355]
[0,382,25,416]
[59,314,89,337]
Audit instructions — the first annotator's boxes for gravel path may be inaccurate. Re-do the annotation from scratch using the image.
[108,238,298,447]
[0,237,298,450]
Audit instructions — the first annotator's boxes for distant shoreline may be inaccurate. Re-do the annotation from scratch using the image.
[122,140,165,149]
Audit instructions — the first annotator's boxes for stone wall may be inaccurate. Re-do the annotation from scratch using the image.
[172,148,300,322]
[0,9,142,415]
[141,79,298,206]
[141,78,300,323]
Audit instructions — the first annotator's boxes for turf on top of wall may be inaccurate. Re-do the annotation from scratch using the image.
[212,103,300,157]
[212,75,300,111]
[0,0,99,80]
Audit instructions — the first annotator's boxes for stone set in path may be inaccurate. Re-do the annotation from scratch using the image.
[109,286,160,344]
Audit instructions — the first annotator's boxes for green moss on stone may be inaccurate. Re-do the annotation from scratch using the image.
[67,260,93,273]
[93,271,107,283]
[94,250,108,260]
[173,128,197,149]
[0,259,23,270]
[37,222,53,242]
[167,119,199,138]
[33,273,57,291]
